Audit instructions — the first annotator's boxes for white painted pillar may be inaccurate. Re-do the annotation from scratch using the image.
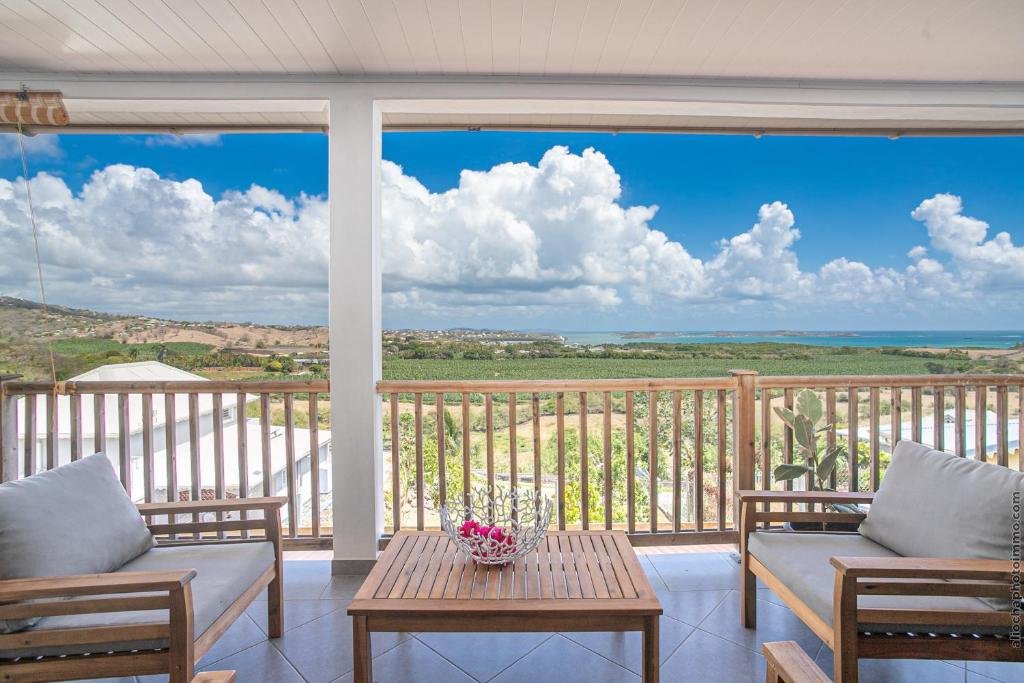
[328,89,383,572]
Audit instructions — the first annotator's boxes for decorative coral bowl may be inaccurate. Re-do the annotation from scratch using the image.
[440,487,553,565]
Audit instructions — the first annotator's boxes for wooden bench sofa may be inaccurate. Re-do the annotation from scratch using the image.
[0,453,285,682]
[740,440,1024,683]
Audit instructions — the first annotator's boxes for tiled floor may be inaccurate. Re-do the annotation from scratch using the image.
[72,548,1022,683]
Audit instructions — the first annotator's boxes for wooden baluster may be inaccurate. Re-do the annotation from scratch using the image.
[996,386,1009,467]
[259,393,271,497]
[1019,386,1024,472]
[165,393,177,504]
[672,390,681,533]
[891,387,902,447]
[933,386,945,451]
[954,386,967,457]
[976,386,987,462]
[869,387,880,491]
[911,387,922,443]
[142,393,155,503]
[309,392,321,538]
[603,391,613,531]
[436,392,447,508]
[847,388,858,492]
[825,388,836,489]
[760,389,772,524]
[93,393,105,457]
[210,394,224,536]
[717,390,727,531]
[235,391,248,538]
[0,380,17,483]
[626,391,636,534]
[532,393,541,494]
[556,392,566,530]
[461,393,471,507]
[485,393,494,496]
[23,393,35,477]
[693,390,704,532]
[732,372,757,529]
[284,393,298,537]
[783,389,794,510]
[45,392,56,470]
[579,391,588,530]
[390,393,400,532]
[649,390,658,533]
[189,393,201,537]
[508,392,517,491]
[118,393,130,491]
[415,393,424,530]
[69,393,82,462]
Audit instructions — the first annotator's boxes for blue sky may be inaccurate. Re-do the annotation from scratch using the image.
[1,130,1022,329]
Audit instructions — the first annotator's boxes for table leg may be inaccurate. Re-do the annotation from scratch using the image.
[643,615,659,682]
[353,616,372,683]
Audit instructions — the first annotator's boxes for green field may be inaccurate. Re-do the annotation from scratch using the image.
[382,348,974,380]
[49,339,213,356]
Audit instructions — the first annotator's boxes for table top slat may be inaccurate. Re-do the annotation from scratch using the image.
[351,531,661,618]
[372,534,414,598]
[570,534,597,599]
[388,535,430,599]
[581,534,610,599]
[603,533,639,599]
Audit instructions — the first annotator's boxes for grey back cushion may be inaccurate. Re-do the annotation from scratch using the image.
[0,453,154,632]
[860,439,1024,566]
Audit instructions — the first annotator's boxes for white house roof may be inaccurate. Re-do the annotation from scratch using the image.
[0,1,1020,82]
[839,409,1020,459]
[18,361,245,439]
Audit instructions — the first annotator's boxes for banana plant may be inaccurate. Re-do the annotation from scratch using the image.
[773,389,844,494]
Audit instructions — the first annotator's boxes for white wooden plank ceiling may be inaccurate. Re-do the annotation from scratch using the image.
[0,0,1021,81]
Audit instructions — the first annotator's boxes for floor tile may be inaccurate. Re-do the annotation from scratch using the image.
[646,552,739,591]
[965,659,1024,682]
[197,613,268,667]
[253,560,334,601]
[416,631,553,681]
[698,590,824,657]
[272,607,411,683]
[245,597,345,635]
[489,634,638,683]
[331,638,476,683]
[203,641,306,683]
[756,586,787,607]
[661,628,766,683]
[814,646,970,682]
[319,572,371,600]
[561,615,693,674]
[654,587,731,626]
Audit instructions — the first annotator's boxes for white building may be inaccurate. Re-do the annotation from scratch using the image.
[16,362,331,529]
[839,409,1020,461]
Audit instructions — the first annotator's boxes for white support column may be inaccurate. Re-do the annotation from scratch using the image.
[328,89,383,573]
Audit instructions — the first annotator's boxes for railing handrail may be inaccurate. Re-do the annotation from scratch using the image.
[756,374,1024,389]
[5,379,330,395]
[376,378,740,393]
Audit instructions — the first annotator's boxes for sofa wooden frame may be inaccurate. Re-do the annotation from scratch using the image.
[739,490,1023,683]
[0,496,286,683]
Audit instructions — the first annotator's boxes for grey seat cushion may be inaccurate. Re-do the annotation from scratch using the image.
[0,453,154,633]
[748,532,1004,635]
[859,440,1024,609]
[1,541,276,658]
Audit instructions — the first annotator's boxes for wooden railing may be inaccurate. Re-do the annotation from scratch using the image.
[2,372,1021,549]
[378,372,1024,545]
[0,378,331,549]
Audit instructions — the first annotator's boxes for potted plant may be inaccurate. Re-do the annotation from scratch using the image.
[773,389,864,531]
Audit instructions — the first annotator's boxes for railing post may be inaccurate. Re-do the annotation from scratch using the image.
[0,375,22,483]
[730,370,758,529]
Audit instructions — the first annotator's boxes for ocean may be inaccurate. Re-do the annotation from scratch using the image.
[557,331,1024,349]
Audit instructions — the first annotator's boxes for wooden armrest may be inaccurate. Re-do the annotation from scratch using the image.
[738,490,873,504]
[137,496,287,515]
[763,641,830,683]
[830,556,1014,581]
[0,569,196,602]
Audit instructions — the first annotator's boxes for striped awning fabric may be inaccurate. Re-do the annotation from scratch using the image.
[0,91,69,126]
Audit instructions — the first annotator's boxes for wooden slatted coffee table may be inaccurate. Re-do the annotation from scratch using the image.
[348,530,663,682]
